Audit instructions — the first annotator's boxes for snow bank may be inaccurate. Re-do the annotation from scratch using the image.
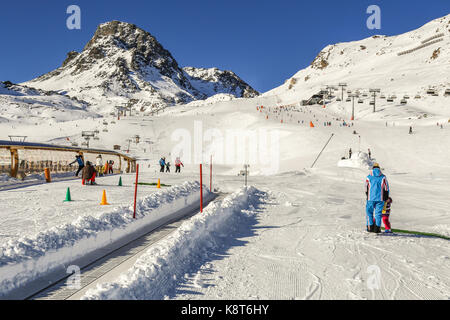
[0,181,210,297]
[82,186,264,300]
[337,152,373,169]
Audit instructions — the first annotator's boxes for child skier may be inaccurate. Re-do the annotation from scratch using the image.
[175,157,184,173]
[96,155,103,176]
[82,161,97,185]
[381,197,393,233]
[108,160,114,174]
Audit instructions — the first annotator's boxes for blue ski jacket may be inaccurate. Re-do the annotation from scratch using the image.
[365,168,389,201]
[76,156,84,166]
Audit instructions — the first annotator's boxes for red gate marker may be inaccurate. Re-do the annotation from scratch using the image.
[133,164,139,219]
[200,164,203,213]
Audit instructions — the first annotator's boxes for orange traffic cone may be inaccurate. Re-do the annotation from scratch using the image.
[310,121,315,128]
[100,190,110,205]
[157,179,161,189]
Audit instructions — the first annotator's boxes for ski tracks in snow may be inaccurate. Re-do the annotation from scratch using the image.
[173,172,449,300]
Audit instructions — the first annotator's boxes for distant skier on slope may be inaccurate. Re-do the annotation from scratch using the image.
[365,162,390,233]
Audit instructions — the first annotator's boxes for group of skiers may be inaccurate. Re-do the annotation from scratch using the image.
[69,153,115,185]
[365,162,393,233]
[159,157,184,173]
[257,105,360,129]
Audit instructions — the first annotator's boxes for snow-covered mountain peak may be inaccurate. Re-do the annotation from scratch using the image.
[24,21,258,114]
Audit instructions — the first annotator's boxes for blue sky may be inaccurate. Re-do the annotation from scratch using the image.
[0,0,448,92]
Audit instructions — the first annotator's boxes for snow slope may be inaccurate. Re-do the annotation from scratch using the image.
[265,14,450,102]
[76,170,450,300]
[0,14,449,300]
[0,82,97,125]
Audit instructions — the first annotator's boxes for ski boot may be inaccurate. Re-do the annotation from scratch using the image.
[374,225,381,233]
[367,224,375,232]
[384,229,393,234]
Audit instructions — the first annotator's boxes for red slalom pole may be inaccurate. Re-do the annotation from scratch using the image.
[200,164,203,213]
[133,163,139,219]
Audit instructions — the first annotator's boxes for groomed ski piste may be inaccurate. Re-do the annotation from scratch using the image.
[0,15,450,300]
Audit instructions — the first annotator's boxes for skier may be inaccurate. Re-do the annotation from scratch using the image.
[108,160,114,174]
[175,157,184,173]
[409,126,413,134]
[69,153,85,177]
[365,163,390,233]
[159,157,166,172]
[381,197,393,233]
[368,148,372,159]
[349,148,352,159]
[165,161,171,173]
[81,161,97,185]
[95,155,103,176]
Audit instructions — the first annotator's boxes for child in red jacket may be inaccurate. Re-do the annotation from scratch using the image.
[381,197,393,233]
[370,197,393,233]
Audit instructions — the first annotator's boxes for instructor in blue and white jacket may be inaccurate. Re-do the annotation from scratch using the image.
[365,162,389,233]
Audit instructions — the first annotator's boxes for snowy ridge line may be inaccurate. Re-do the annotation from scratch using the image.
[81,186,263,300]
[0,181,211,297]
